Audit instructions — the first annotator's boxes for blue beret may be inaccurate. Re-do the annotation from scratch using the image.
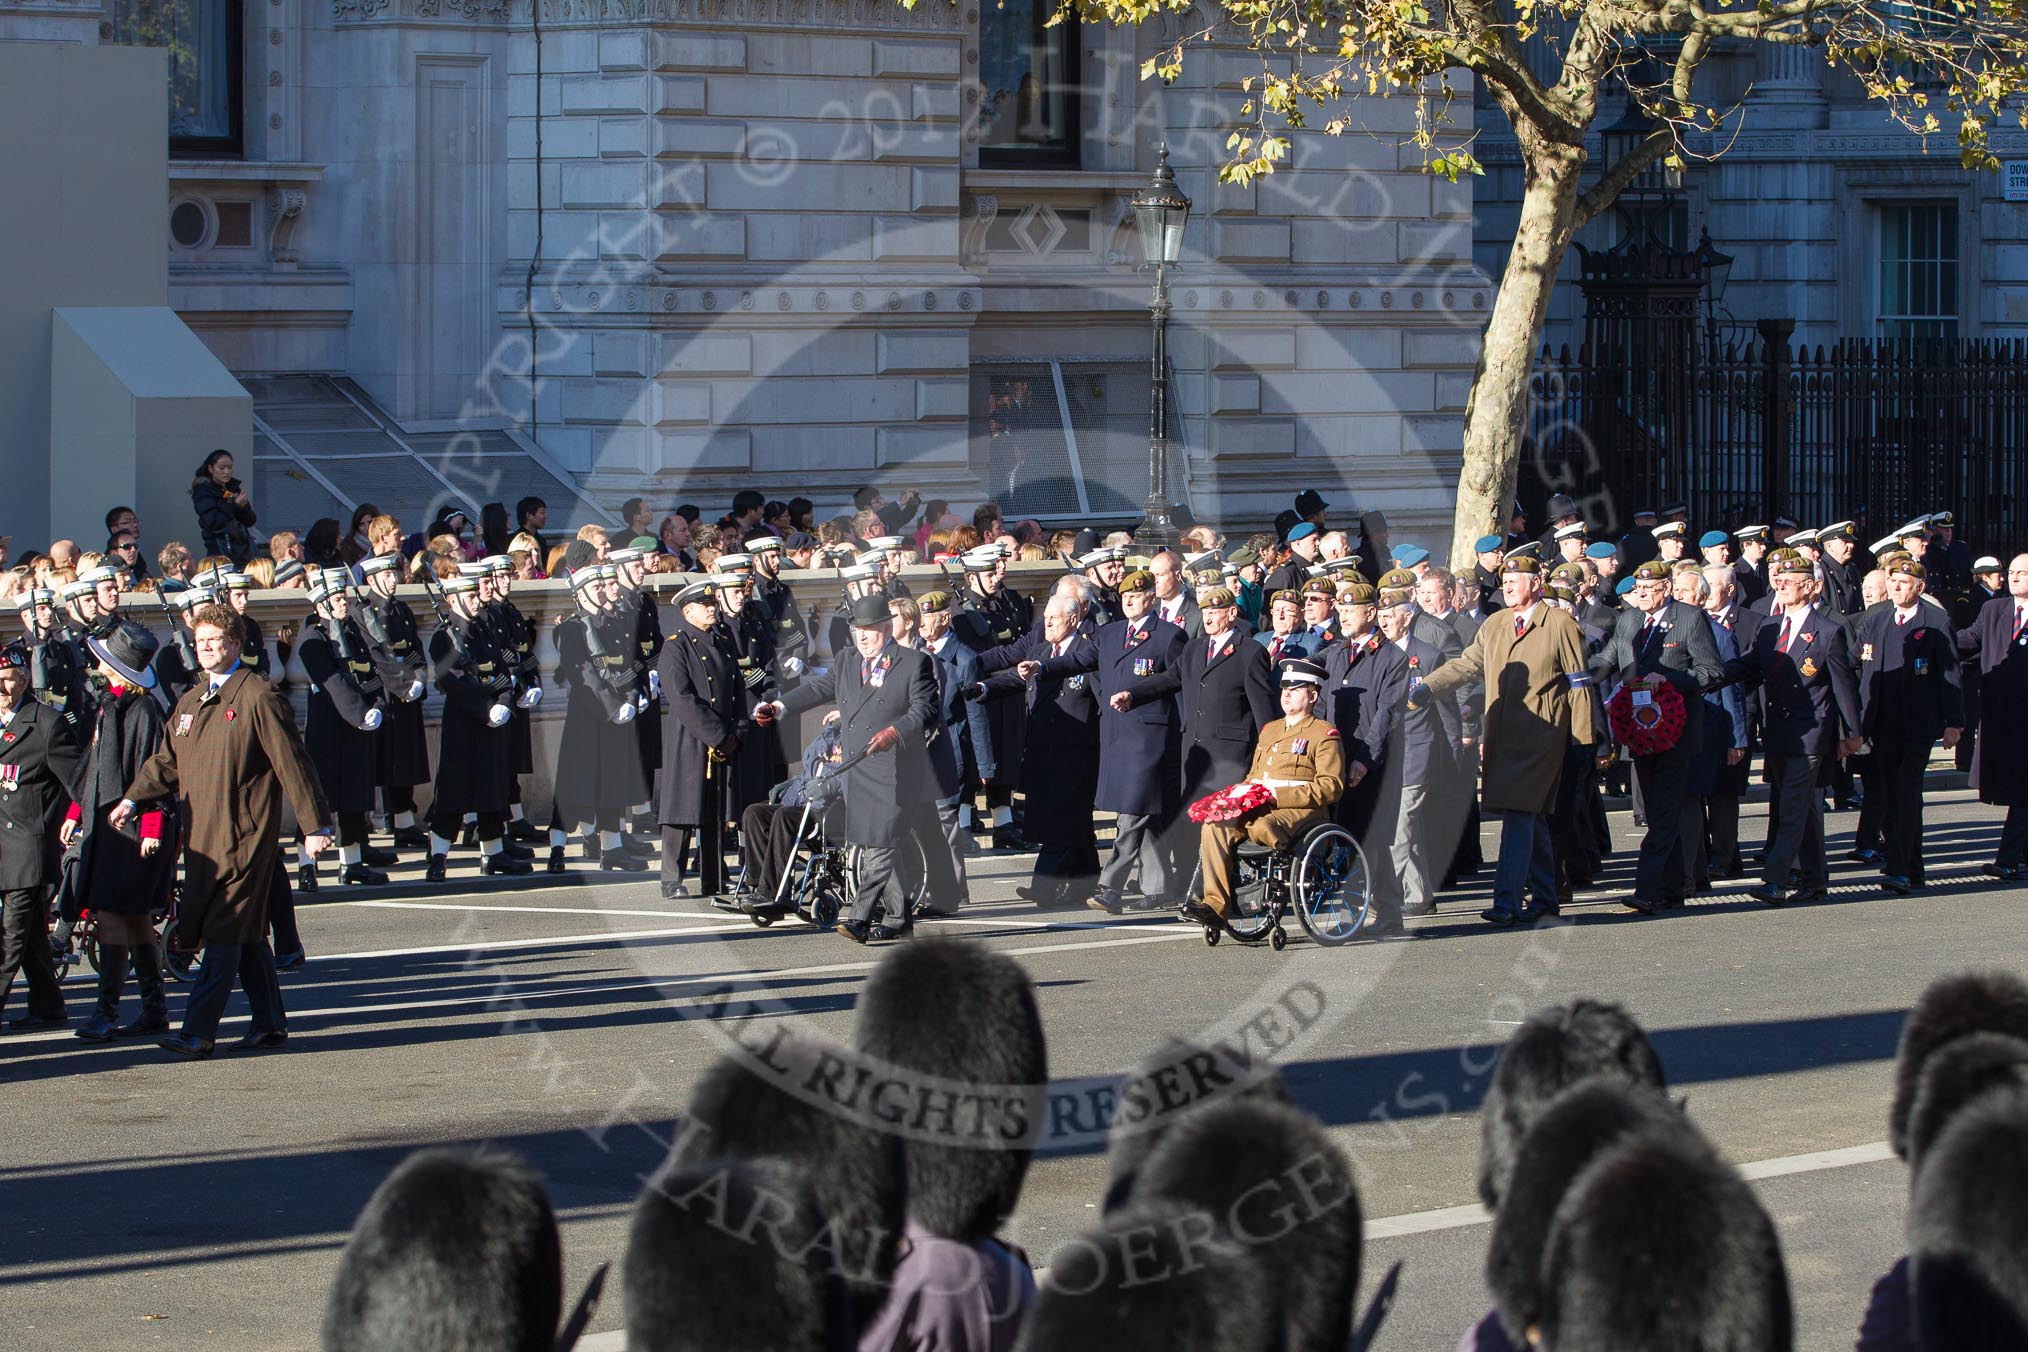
[1288,522,1318,542]
[1585,542,1616,560]
[1394,544,1430,567]
[1615,577,1637,596]
[1474,534,1503,554]
[1698,530,1728,549]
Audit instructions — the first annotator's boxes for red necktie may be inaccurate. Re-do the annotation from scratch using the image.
[1513,615,1525,639]
[1270,637,1284,659]
[2014,605,2026,641]
[1778,616,1796,653]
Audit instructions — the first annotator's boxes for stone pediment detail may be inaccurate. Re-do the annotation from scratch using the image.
[336,0,962,28]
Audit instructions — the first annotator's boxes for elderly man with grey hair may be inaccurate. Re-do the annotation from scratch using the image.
[1665,567,1749,892]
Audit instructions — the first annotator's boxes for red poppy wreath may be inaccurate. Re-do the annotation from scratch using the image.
[1188,781,1277,824]
[1607,681,1687,756]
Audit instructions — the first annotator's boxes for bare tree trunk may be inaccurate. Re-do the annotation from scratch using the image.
[1447,141,1585,571]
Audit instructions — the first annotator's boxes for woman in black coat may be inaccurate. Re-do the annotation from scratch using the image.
[189,450,256,566]
[64,624,177,1041]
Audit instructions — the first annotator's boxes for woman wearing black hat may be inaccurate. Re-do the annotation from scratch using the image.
[65,623,177,1041]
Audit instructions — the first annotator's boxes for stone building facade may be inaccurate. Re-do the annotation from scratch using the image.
[5,1,1487,543]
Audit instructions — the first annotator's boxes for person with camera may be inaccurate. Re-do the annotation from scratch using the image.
[189,449,257,568]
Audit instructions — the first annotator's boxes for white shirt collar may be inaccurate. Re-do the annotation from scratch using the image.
[207,660,242,692]
[1895,606,1919,624]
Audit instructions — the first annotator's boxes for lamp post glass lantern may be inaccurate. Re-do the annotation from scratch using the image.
[1133,145,1190,550]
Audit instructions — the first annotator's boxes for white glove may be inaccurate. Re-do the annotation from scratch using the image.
[781,656,805,678]
[405,679,425,702]
[487,702,512,729]
[517,686,543,710]
[360,707,384,732]
[648,669,662,698]
[613,701,638,725]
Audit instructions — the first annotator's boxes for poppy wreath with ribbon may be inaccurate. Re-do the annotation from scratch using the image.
[1607,681,1688,756]
[1188,781,1277,824]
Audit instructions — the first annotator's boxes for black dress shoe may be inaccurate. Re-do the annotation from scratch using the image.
[499,840,534,863]
[273,949,306,972]
[868,922,912,941]
[1015,883,1064,905]
[1747,884,1792,906]
[116,1011,169,1037]
[75,1013,118,1042]
[7,1013,65,1031]
[1621,895,1659,915]
[234,1030,288,1051]
[297,864,319,894]
[360,845,399,868]
[506,819,545,844]
[425,853,448,882]
[909,903,958,921]
[484,853,533,877]
[1179,899,1227,931]
[1403,901,1438,917]
[159,1033,215,1059]
[1847,848,1883,865]
[1087,888,1125,915]
[341,863,389,887]
[1480,908,1520,926]
[1984,863,2028,882]
[391,826,429,849]
[835,918,872,944]
[1792,885,1829,903]
[1881,874,1914,895]
[991,828,1027,852]
[601,851,650,874]
[622,834,657,858]
[660,881,690,900]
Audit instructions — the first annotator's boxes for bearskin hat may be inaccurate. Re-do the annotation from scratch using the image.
[1101,1038,1291,1214]
[851,938,1047,1243]
[320,1148,562,1352]
[1476,999,1666,1210]
[1131,1098,1361,1352]
[1011,1201,1282,1352]
[624,1155,856,1352]
[1533,1117,1792,1352]
[1891,970,2028,1158]
[1907,1031,2028,1177]
[667,1040,905,1328]
[1908,1084,2028,1350]
[1485,1079,1686,1346]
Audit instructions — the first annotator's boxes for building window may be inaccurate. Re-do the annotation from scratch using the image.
[978,0,1080,167]
[1878,201,1958,340]
[972,361,1173,519]
[108,0,244,157]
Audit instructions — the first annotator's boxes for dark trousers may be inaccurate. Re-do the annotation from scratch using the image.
[1873,736,1934,881]
[849,843,908,924]
[1493,811,1555,916]
[663,818,724,894]
[381,784,417,817]
[1632,750,1692,904]
[430,808,502,842]
[1550,745,1597,899]
[181,940,285,1042]
[738,802,804,902]
[1035,840,1101,901]
[1998,804,2028,869]
[1706,790,1743,878]
[1677,794,1710,890]
[268,864,301,957]
[1854,757,1885,851]
[1763,752,1828,889]
[0,886,63,1021]
[917,796,966,911]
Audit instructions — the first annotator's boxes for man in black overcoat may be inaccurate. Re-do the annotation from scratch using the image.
[657,581,746,901]
[423,572,532,881]
[952,544,1032,848]
[1855,558,1963,892]
[914,591,991,915]
[1319,579,1407,842]
[296,569,392,890]
[1960,554,2028,878]
[1035,570,1185,914]
[357,554,430,850]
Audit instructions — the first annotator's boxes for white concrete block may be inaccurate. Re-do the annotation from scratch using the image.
[598,32,649,73]
[649,212,746,261]
[593,331,651,378]
[1208,329,1296,370]
[1211,374,1260,413]
[916,377,967,420]
[1207,417,1296,458]
[913,84,960,122]
[912,166,959,211]
[650,118,746,159]
[656,428,752,471]
[1211,217,1291,262]
[872,215,959,260]
[1403,328,1480,369]
[654,382,712,426]
[1398,219,1471,262]
[878,424,968,468]
[657,333,753,376]
[872,40,960,79]
[751,425,874,472]
[651,33,747,72]
[876,330,968,375]
[599,117,647,159]
[563,379,647,425]
[561,75,648,116]
[705,162,910,212]
[654,76,707,115]
[560,161,647,209]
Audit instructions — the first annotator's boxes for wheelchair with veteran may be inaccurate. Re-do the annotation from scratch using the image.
[728,723,929,929]
[1181,658,1374,949]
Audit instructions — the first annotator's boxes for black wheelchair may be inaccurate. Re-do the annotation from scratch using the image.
[733,752,930,930]
[1193,820,1374,949]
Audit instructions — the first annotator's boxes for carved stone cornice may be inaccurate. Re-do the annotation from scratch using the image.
[336,0,963,27]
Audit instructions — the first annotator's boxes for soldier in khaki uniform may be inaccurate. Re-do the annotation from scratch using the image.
[1185,658,1344,932]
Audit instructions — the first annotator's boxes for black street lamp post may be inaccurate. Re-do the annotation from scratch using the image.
[1132,144,1190,551]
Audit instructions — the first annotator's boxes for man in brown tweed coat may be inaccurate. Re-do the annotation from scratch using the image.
[114,604,332,1058]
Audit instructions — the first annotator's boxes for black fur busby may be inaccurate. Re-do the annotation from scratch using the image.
[1130,1098,1360,1352]
[851,938,1048,1243]
[1891,970,2028,1159]
[1101,1038,1292,1215]
[561,538,598,575]
[667,1041,905,1328]
[624,1155,856,1352]
[320,1148,562,1352]
[1534,1122,1793,1352]
[1907,1031,2028,1176]
[1908,1085,2028,1350]
[1484,1078,1686,1346]
[1011,1200,1282,1352]
[1476,999,1666,1211]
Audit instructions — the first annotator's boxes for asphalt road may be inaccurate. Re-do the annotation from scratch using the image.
[3,784,2021,1351]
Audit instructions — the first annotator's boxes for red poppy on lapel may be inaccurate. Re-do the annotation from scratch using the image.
[1407,654,1421,669]
[225,709,236,722]
[2,732,14,744]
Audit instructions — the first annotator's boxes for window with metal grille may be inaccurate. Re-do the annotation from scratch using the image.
[1878,201,1959,341]
[969,360,1178,520]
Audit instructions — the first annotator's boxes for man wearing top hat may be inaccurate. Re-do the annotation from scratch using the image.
[764,593,940,939]
[0,642,87,1032]
[1030,569,1185,914]
[113,606,330,1057]
[1183,658,1345,936]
